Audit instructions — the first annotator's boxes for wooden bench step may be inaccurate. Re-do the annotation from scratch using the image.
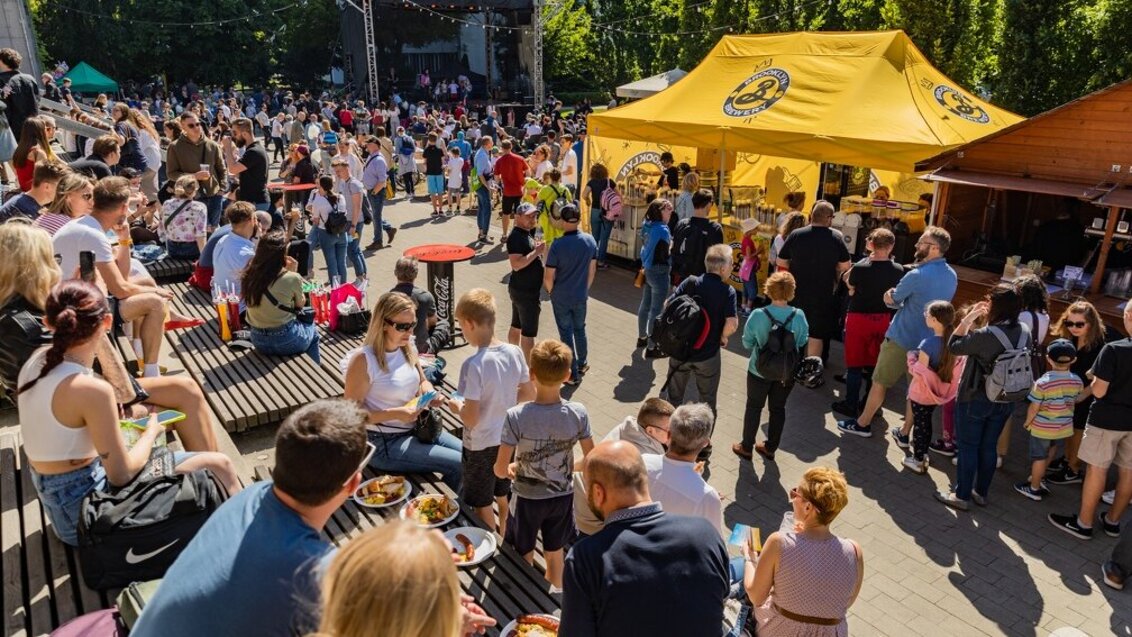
[143,258,194,283]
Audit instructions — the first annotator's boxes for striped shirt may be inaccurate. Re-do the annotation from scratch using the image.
[33,213,73,237]
[1027,370,1083,439]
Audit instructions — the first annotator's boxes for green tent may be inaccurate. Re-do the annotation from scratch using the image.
[63,61,118,94]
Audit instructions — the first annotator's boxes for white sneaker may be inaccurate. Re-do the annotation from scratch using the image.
[902,456,927,474]
[1100,489,1130,506]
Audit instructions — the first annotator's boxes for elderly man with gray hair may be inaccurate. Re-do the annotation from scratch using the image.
[643,403,724,537]
[390,255,448,354]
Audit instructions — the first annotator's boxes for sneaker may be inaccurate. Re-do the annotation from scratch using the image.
[386,227,398,244]
[902,456,927,474]
[935,490,969,511]
[830,400,859,418]
[644,346,668,359]
[1101,513,1121,538]
[929,439,956,457]
[636,337,648,349]
[971,492,987,507]
[1048,513,1093,539]
[1102,561,1126,590]
[1014,482,1044,501]
[1046,467,1083,485]
[890,427,910,449]
[697,445,713,461]
[596,262,610,270]
[578,363,590,375]
[564,375,581,387]
[837,419,873,437]
[1048,456,1068,473]
[1102,489,1116,505]
[731,443,753,460]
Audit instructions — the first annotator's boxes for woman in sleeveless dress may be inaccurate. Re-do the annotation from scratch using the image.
[740,467,864,636]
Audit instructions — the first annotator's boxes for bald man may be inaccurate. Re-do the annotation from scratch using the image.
[560,441,729,637]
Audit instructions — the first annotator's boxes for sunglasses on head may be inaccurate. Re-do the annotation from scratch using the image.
[1063,321,1087,328]
[385,319,417,332]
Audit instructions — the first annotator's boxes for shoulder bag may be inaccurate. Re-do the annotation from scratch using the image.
[264,279,315,324]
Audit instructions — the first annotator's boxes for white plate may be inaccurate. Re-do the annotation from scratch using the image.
[352,477,411,509]
[499,614,559,637]
[399,494,460,528]
[443,526,497,567]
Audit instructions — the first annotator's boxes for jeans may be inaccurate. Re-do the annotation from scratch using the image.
[364,189,394,239]
[637,263,670,344]
[844,367,874,410]
[368,429,463,491]
[166,240,201,260]
[666,353,722,420]
[726,556,751,637]
[310,226,347,285]
[250,319,321,364]
[270,136,284,161]
[347,222,367,278]
[202,194,225,228]
[741,371,795,452]
[475,185,492,235]
[552,300,589,380]
[589,210,613,262]
[30,459,108,545]
[954,394,1014,500]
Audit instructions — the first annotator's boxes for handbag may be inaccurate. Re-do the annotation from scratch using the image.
[335,309,371,335]
[411,408,442,444]
[264,284,315,324]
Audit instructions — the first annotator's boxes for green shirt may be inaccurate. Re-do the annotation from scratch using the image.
[247,271,304,330]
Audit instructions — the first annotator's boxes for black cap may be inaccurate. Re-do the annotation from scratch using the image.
[1046,338,1077,364]
[559,203,581,223]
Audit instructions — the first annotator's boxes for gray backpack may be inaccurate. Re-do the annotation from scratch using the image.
[985,325,1033,402]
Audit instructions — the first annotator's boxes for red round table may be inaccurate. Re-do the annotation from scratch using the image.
[267,182,317,192]
[403,244,476,349]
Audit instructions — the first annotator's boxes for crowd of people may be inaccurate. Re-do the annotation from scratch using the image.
[4,44,1132,636]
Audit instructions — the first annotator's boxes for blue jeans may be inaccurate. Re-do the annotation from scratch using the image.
[552,300,588,379]
[166,240,200,260]
[254,202,270,212]
[347,222,367,277]
[250,319,321,364]
[368,429,463,491]
[725,556,750,637]
[637,263,670,345]
[311,226,347,285]
[364,190,394,243]
[954,394,1014,500]
[589,210,613,262]
[202,194,224,229]
[475,186,492,234]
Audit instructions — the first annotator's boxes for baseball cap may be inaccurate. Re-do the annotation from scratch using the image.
[364,135,380,145]
[1046,338,1077,364]
[559,203,581,223]
[516,202,537,216]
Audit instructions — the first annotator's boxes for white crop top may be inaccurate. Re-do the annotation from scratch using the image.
[17,347,99,462]
[341,346,421,433]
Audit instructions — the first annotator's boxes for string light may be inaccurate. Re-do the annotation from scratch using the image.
[47,0,302,27]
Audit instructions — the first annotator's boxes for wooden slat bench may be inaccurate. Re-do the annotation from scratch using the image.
[143,258,194,283]
[162,282,344,432]
[253,464,560,637]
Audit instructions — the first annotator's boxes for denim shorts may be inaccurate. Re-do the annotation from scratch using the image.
[1029,433,1066,460]
[250,319,321,364]
[30,452,192,545]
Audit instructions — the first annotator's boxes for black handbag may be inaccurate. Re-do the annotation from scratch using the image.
[78,469,227,590]
[411,408,442,444]
[264,285,315,324]
[335,309,371,335]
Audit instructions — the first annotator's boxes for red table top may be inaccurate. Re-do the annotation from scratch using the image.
[403,243,477,263]
[268,182,318,192]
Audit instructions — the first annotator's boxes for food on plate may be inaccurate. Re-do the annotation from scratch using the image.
[406,495,456,525]
[355,475,405,506]
[452,533,475,563]
[507,614,559,636]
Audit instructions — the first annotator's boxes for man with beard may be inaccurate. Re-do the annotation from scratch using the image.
[561,440,729,636]
[223,118,270,212]
[838,226,957,438]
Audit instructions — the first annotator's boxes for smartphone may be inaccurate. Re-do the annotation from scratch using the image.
[79,251,96,283]
[122,409,187,430]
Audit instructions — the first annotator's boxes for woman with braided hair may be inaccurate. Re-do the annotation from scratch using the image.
[15,280,240,545]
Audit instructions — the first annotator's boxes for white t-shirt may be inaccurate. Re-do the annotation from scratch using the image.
[307,191,345,227]
[643,454,724,538]
[344,347,421,432]
[525,123,542,137]
[212,232,255,297]
[1019,310,1051,344]
[446,157,464,189]
[457,343,530,451]
[559,149,578,187]
[534,159,554,180]
[53,215,114,279]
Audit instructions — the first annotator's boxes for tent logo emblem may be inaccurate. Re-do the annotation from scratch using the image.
[724,68,790,118]
[934,86,990,124]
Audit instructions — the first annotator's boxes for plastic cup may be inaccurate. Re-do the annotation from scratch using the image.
[215,300,231,342]
[226,297,242,332]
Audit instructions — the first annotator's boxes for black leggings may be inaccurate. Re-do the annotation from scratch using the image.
[741,372,795,452]
[911,401,936,461]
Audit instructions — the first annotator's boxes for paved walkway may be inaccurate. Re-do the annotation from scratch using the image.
[236,193,1130,637]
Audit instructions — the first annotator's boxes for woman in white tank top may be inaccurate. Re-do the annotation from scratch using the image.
[343,291,462,490]
[16,281,241,545]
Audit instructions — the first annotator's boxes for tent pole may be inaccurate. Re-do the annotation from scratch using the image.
[718,134,726,225]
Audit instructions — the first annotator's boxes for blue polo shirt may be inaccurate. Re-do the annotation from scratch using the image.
[672,272,737,362]
[0,193,41,224]
[546,230,598,306]
[886,257,958,350]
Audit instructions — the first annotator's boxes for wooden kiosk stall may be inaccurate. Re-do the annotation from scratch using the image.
[916,79,1132,333]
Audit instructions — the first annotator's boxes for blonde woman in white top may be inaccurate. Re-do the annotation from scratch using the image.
[343,292,462,489]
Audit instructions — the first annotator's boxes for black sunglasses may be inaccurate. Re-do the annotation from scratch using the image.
[1063,321,1087,328]
[385,319,417,332]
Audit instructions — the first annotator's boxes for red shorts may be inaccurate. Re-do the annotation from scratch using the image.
[843,312,891,368]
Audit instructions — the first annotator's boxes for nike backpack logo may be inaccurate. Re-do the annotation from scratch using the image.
[125,539,179,564]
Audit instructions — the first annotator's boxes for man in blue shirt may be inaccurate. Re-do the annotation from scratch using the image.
[0,161,64,223]
[561,440,729,637]
[838,226,958,437]
[473,136,495,244]
[544,203,597,385]
[211,202,258,298]
[361,135,396,249]
[132,399,371,637]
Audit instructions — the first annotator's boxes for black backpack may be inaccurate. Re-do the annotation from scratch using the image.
[651,291,711,361]
[672,220,711,277]
[78,469,227,590]
[322,195,350,235]
[755,308,800,382]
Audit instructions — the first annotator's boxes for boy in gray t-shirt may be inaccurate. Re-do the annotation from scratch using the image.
[496,339,594,589]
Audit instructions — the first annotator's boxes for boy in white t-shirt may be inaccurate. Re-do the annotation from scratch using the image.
[445,147,465,215]
[447,289,534,535]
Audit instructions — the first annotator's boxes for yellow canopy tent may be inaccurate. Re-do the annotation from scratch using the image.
[587,30,1021,174]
